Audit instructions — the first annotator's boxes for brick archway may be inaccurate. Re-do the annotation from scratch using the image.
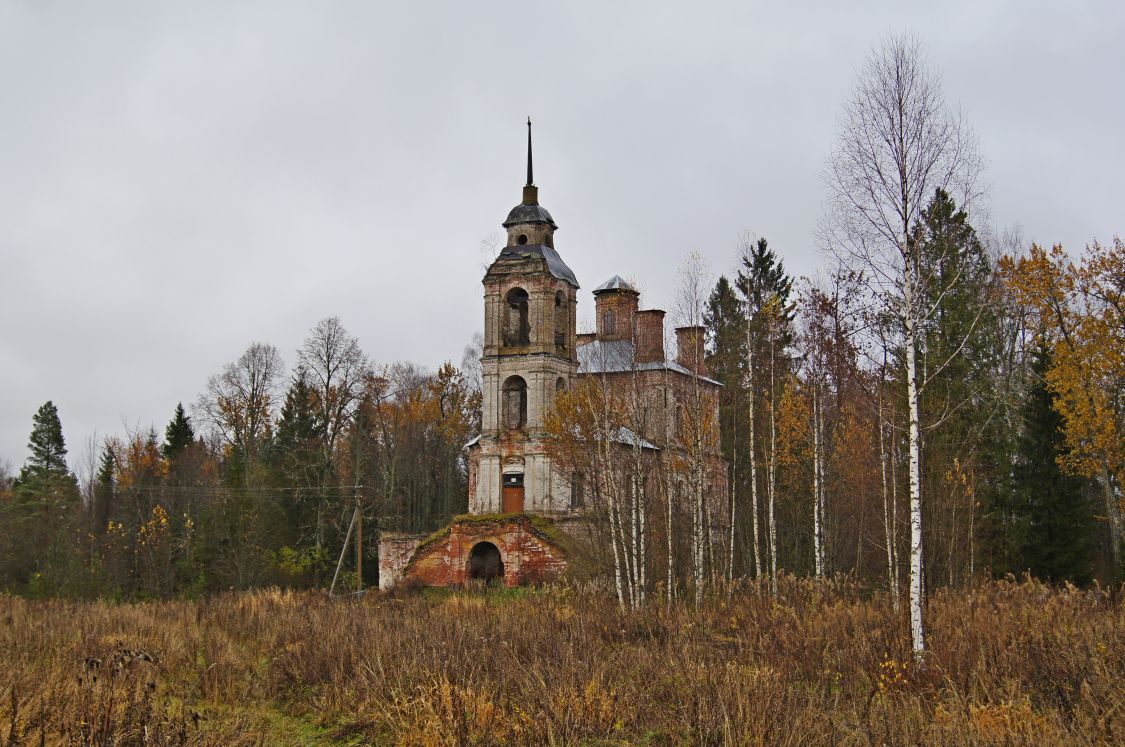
[468,541,504,583]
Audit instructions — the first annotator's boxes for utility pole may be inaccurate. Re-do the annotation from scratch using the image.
[355,481,363,592]
[329,506,358,596]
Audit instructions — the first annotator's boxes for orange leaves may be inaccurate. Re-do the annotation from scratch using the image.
[1001,239,1125,491]
[106,433,166,490]
[775,374,811,471]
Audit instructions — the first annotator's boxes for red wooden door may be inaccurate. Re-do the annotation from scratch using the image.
[502,473,525,513]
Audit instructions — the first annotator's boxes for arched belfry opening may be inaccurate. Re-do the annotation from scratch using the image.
[502,376,527,429]
[468,542,504,583]
[554,290,567,351]
[505,288,530,346]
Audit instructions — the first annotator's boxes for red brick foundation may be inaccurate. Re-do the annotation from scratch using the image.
[387,514,569,588]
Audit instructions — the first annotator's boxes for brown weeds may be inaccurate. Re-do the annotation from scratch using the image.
[0,577,1121,745]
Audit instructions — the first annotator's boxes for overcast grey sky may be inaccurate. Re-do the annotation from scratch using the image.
[1,1,1122,472]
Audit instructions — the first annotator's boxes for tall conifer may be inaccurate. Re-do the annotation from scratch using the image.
[18,401,71,485]
[162,403,195,462]
[1013,343,1096,584]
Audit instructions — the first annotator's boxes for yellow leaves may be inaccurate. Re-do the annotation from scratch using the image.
[946,457,975,500]
[137,504,170,549]
[1001,239,1125,491]
[105,433,167,489]
[775,374,812,469]
[876,654,910,692]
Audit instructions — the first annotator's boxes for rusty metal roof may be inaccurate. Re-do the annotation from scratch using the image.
[495,243,579,288]
[577,338,722,386]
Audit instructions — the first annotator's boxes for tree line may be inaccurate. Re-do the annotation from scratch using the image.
[0,317,480,598]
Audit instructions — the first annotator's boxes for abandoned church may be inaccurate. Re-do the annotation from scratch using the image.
[378,124,727,589]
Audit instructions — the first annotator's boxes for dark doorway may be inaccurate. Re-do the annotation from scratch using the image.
[468,542,504,583]
[502,473,525,513]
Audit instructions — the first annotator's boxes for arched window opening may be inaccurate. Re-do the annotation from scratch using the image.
[503,376,528,429]
[468,542,504,583]
[504,288,530,346]
[602,309,617,337]
[570,472,585,509]
[555,377,566,396]
[554,291,567,350]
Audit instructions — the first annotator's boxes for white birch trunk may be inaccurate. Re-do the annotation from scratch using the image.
[728,437,737,584]
[666,465,675,612]
[817,392,827,576]
[767,335,779,597]
[632,445,646,606]
[612,470,630,612]
[891,424,900,604]
[693,454,705,606]
[904,279,926,657]
[747,325,762,578]
[597,380,629,609]
[1101,461,1122,569]
[812,385,823,578]
[879,393,899,608]
[638,480,647,601]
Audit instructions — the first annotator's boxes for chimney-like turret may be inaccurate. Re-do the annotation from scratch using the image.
[675,326,707,375]
[635,309,666,363]
[593,276,639,342]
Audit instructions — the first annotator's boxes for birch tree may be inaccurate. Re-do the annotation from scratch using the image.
[677,252,714,605]
[735,237,795,584]
[823,33,982,657]
[196,342,283,486]
[297,317,370,551]
[545,369,648,609]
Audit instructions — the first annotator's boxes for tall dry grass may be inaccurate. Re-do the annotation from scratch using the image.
[0,577,1121,745]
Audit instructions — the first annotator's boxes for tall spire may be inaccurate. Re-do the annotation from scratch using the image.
[526,116,534,186]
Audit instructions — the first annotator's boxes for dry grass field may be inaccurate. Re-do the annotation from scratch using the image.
[1,577,1122,745]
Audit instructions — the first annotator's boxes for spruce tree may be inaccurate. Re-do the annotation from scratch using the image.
[730,237,795,581]
[162,403,195,461]
[1012,343,1096,584]
[704,276,746,389]
[704,281,745,472]
[735,237,795,341]
[17,401,71,484]
[93,446,116,534]
[8,401,79,591]
[270,370,325,549]
[273,371,322,482]
[911,188,1006,586]
[705,275,750,576]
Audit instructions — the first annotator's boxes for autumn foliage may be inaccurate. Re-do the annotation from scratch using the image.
[1,579,1122,745]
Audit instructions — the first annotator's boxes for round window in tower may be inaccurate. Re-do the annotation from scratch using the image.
[517,233,528,245]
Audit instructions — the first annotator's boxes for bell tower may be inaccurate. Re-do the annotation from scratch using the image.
[468,119,579,515]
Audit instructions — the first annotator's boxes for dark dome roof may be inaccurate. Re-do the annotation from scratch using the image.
[503,201,557,229]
